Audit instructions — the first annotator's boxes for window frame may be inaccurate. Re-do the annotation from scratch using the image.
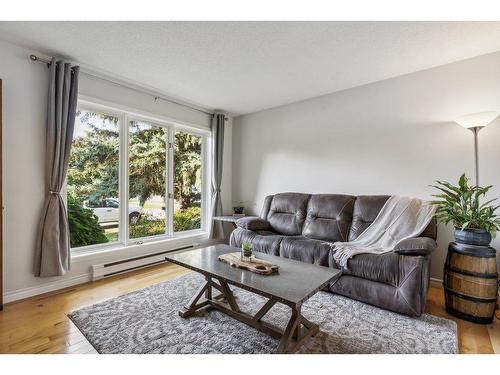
[70,97,210,255]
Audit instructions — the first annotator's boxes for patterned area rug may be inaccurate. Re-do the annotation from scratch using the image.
[69,273,458,354]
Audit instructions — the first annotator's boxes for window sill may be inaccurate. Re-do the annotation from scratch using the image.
[71,230,209,264]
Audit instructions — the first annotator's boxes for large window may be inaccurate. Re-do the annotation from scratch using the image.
[67,102,207,250]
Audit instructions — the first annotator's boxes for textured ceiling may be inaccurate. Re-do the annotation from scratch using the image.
[1,21,500,115]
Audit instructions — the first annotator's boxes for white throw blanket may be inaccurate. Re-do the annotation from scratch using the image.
[332,196,436,268]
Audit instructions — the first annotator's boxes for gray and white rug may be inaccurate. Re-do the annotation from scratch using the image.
[68,273,458,354]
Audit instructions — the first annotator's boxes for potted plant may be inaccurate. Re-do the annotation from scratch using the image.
[233,201,247,215]
[241,242,253,260]
[430,174,500,246]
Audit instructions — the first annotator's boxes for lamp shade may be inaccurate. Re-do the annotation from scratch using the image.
[455,111,499,129]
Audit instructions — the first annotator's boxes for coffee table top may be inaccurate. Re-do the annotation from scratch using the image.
[165,244,341,307]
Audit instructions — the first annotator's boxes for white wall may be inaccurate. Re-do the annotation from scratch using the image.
[0,39,232,302]
[233,51,500,281]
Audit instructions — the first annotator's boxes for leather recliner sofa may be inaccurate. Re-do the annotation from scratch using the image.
[229,193,437,317]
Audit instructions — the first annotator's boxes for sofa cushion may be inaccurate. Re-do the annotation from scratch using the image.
[235,216,270,231]
[329,251,401,287]
[280,235,402,286]
[279,237,332,267]
[348,195,390,241]
[302,194,355,242]
[229,227,283,256]
[329,269,426,317]
[266,193,310,235]
[348,195,437,241]
[260,195,274,220]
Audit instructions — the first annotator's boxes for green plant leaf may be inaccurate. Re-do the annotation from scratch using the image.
[430,174,499,232]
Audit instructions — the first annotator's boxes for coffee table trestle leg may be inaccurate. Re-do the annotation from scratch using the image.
[276,305,319,354]
[179,276,320,353]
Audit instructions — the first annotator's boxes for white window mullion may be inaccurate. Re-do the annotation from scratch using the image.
[164,128,169,236]
[204,135,212,233]
[121,114,130,245]
[167,127,175,236]
[200,135,207,232]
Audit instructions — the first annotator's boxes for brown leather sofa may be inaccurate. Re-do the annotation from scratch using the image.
[229,193,437,317]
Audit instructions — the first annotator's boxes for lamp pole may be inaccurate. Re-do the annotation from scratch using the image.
[455,111,498,187]
[470,126,483,187]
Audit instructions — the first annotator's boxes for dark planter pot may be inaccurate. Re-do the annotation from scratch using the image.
[454,227,492,246]
[233,206,244,215]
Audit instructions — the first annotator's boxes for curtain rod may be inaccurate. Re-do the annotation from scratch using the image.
[29,54,217,117]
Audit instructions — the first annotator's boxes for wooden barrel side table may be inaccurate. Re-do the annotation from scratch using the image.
[443,242,498,324]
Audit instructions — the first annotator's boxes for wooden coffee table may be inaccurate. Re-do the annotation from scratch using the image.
[165,244,341,353]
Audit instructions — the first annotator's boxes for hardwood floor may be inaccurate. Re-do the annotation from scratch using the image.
[426,286,500,353]
[0,262,498,354]
[0,263,190,354]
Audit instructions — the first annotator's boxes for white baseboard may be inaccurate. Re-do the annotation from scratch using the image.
[429,277,443,289]
[3,274,91,304]
[91,246,195,280]
[3,236,209,304]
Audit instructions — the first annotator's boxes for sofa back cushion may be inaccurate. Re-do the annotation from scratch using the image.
[266,193,310,235]
[348,195,438,241]
[348,195,390,241]
[302,194,355,242]
[262,193,438,241]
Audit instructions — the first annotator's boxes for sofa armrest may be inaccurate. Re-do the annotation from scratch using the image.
[395,237,437,256]
[236,216,270,231]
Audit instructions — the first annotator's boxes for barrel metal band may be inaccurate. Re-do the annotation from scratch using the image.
[445,266,498,279]
[448,245,497,258]
[445,304,494,324]
[442,285,498,303]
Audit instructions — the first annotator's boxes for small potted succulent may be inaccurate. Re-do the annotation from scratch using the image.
[430,174,500,246]
[241,242,253,261]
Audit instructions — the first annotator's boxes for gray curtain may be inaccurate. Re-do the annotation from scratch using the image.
[34,59,80,277]
[210,114,225,239]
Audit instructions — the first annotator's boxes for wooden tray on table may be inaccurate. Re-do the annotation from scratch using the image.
[218,252,279,275]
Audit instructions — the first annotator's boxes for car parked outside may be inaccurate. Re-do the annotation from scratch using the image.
[84,198,143,224]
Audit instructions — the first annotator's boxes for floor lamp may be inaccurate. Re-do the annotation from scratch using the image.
[455,111,499,187]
